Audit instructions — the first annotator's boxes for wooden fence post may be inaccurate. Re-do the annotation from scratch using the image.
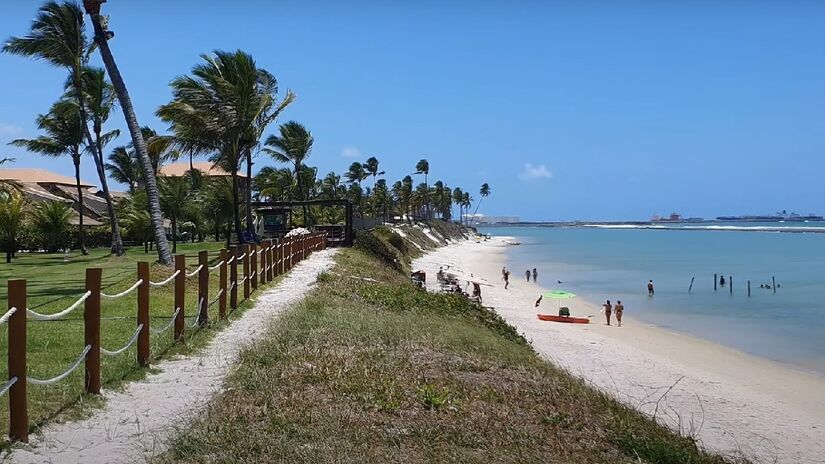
[230,246,238,310]
[137,262,150,367]
[250,243,258,293]
[219,249,228,319]
[288,238,294,270]
[8,279,28,442]
[174,254,186,341]
[277,240,283,276]
[242,244,250,300]
[84,268,102,394]
[266,240,273,282]
[198,250,209,326]
[261,242,268,285]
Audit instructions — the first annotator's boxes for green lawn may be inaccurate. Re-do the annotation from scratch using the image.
[0,241,267,441]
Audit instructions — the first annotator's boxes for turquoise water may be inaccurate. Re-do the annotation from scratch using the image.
[480,225,825,375]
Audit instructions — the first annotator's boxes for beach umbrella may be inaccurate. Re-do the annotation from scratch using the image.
[539,290,577,309]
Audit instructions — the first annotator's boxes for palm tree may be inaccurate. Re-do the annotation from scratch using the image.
[472,183,491,218]
[79,66,124,255]
[203,177,235,247]
[10,100,89,254]
[452,187,464,224]
[462,192,472,226]
[105,146,139,193]
[122,207,152,253]
[363,157,385,189]
[0,190,27,263]
[158,176,191,253]
[321,172,342,200]
[31,200,72,253]
[82,0,172,264]
[263,121,314,224]
[415,159,430,219]
[158,50,293,243]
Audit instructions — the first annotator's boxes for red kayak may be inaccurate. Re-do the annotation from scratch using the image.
[537,314,590,324]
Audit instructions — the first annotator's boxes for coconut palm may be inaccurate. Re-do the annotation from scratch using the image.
[321,172,342,200]
[452,187,464,224]
[158,176,192,253]
[471,182,491,218]
[0,190,27,263]
[415,159,430,219]
[105,146,139,193]
[202,177,235,247]
[158,50,293,243]
[122,207,152,253]
[462,192,472,225]
[78,66,124,254]
[263,121,313,223]
[345,162,367,186]
[82,0,172,264]
[10,99,89,254]
[363,156,385,189]
[30,200,72,253]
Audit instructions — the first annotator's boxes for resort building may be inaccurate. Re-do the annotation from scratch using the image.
[159,161,247,184]
[0,168,112,226]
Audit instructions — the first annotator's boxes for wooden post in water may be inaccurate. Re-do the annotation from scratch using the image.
[772,276,776,293]
[729,276,733,295]
[219,249,228,319]
[748,280,751,297]
[8,279,28,442]
[198,250,209,326]
[174,254,186,341]
[714,274,717,291]
[137,262,150,366]
[688,276,695,294]
[84,268,102,394]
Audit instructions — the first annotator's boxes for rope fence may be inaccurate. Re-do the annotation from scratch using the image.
[0,232,328,443]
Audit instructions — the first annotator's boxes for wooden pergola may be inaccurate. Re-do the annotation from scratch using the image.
[250,199,354,247]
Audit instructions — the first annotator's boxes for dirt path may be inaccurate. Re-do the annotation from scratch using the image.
[6,249,338,464]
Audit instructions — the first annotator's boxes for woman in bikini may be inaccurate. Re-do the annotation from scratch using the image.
[614,300,624,327]
[603,300,612,326]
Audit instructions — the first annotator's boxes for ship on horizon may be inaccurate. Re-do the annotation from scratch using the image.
[715,210,824,222]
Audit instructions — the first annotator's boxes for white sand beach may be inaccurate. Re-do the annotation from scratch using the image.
[413,236,825,464]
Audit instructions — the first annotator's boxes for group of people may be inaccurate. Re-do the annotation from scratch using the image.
[501,266,539,290]
[602,300,624,326]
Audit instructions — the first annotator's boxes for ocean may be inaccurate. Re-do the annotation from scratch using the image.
[479,224,825,376]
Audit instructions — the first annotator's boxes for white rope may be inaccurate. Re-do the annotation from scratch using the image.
[101,324,144,357]
[149,307,181,335]
[149,270,180,287]
[236,253,246,262]
[186,265,204,278]
[209,261,224,272]
[257,249,265,255]
[226,256,235,264]
[0,307,17,325]
[238,276,247,285]
[101,279,143,299]
[250,271,257,279]
[0,377,17,397]
[27,291,91,321]
[28,345,92,386]
[208,289,224,308]
[188,297,206,328]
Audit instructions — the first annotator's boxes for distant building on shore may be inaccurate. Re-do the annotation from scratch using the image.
[463,213,520,225]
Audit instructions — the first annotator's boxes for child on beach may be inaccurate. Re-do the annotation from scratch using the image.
[603,300,612,326]
[615,301,624,327]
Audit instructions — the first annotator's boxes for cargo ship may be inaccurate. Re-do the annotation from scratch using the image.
[715,210,824,222]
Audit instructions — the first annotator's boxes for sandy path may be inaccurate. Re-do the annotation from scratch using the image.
[413,238,825,464]
[7,249,338,464]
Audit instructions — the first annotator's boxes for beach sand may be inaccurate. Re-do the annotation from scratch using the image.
[413,236,825,464]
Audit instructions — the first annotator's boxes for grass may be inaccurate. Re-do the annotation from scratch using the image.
[0,241,280,442]
[157,243,743,464]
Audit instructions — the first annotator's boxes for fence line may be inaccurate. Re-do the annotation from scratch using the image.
[1,232,328,443]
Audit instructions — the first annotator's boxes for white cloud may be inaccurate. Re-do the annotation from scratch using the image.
[518,163,553,181]
[0,123,22,136]
[341,146,361,158]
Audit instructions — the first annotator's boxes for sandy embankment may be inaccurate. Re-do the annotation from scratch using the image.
[413,237,825,464]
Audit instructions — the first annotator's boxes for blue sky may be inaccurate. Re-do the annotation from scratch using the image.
[1,1,824,221]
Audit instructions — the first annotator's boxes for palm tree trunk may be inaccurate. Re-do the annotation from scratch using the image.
[472,198,483,218]
[171,217,177,253]
[73,154,88,255]
[231,171,244,243]
[84,5,172,265]
[246,149,254,238]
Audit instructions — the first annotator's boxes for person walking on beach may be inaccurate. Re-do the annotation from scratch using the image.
[532,268,538,283]
[615,301,624,327]
[603,300,612,326]
[647,280,655,296]
[525,270,531,282]
[504,270,511,289]
[502,266,507,281]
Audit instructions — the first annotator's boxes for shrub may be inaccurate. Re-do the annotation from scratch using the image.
[354,230,403,271]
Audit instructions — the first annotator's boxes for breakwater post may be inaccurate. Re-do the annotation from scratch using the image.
[748,280,751,297]
[714,274,717,291]
[689,276,695,293]
[729,276,733,295]
[772,276,776,293]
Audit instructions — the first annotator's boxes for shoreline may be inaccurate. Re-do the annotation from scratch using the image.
[413,236,825,464]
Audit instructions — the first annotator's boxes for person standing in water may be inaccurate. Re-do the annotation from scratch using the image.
[719,275,726,287]
[532,268,538,282]
[615,301,624,327]
[603,300,613,326]
[525,270,531,282]
[647,280,655,296]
